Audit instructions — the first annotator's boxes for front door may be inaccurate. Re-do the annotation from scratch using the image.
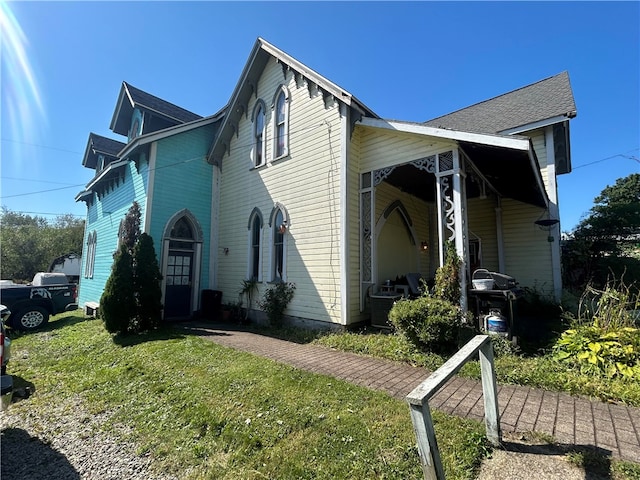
[164,251,193,319]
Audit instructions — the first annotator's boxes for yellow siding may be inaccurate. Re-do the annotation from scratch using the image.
[217,57,344,325]
[358,125,455,172]
[467,196,499,271]
[501,199,554,291]
[347,128,364,323]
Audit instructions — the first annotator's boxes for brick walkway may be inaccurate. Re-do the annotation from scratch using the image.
[177,321,640,464]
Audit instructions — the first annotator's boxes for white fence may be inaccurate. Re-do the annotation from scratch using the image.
[406,335,501,480]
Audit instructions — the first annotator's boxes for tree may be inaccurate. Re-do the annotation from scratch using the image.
[574,173,640,255]
[100,245,136,334]
[101,203,164,335]
[121,201,141,255]
[563,174,640,293]
[133,233,163,332]
[0,208,84,281]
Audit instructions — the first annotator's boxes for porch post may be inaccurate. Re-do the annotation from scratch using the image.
[435,150,468,310]
[360,172,375,311]
[451,150,468,310]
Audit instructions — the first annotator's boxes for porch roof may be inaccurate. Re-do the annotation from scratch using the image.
[423,71,577,135]
[357,118,548,208]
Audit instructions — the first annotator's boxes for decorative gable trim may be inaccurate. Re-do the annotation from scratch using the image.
[207,37,379,166]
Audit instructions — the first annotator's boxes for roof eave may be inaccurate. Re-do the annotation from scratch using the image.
[207,38,379,165]
[498,112,577,136]
[359,117,531,151]
[119,112,224,159]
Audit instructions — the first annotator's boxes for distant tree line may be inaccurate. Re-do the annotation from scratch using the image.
[0,207,84,282]
[562,173,640,294]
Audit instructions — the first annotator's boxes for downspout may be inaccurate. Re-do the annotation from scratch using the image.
[339,103,349,325]
[544,127,562,302]
[210,162,221,289]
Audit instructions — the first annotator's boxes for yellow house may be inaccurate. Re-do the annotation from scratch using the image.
[206,37,577,330]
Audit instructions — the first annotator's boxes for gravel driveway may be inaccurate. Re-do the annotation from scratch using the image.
[1,394,177,480]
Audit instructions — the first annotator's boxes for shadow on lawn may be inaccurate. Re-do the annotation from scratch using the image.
[112,325,187,347]
[1,428,80,480]
[173,319,322,345]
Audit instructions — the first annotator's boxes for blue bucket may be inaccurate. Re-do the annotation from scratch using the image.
[485,313,508,334]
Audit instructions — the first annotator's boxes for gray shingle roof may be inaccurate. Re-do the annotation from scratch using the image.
[89,133,126,156]
[124,82,202,123]
[423,71,577,134]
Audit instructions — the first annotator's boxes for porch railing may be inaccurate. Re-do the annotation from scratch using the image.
[406,334,501,480]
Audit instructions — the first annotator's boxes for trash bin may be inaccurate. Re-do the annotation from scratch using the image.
[201,289,222,320]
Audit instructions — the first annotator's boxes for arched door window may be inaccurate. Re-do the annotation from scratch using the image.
[163,211,203,319]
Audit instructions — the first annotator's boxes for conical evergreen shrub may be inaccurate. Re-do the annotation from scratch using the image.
[100,245,135,334]
[133,233,163,332]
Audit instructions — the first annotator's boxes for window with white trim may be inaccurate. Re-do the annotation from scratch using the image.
[248,210,263,281]
[85,231,97,278]
[273,88,289,158]
[253,102,266,167]
[270,206,288,282]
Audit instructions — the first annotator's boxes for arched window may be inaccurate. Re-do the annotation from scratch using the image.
[85,231,97,279]
[169,216,194,250]
[253,102,266,167]
[273,88,289,158]
[247,209,263,281]
[269,204,289,282]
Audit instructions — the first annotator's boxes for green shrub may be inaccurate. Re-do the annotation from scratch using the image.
[259,282,296,326]
[433,240,461,304]
[388,296,462,354]
[553,280,640,380]
[133,233,163,333]
[101,245,136,334]
[488,335,521,358]
[553,325,640,379]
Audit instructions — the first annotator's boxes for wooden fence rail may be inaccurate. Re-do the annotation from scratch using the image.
[406,334,501,480]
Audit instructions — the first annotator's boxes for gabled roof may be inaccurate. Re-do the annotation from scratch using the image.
[82,133,126,169]
[207,37,378,165]
[110,81,203,137]
[423,71,577,135]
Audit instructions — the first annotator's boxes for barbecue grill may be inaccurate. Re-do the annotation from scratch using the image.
[468,269,523,341]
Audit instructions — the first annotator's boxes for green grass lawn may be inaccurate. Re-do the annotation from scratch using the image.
[5,312,489,480]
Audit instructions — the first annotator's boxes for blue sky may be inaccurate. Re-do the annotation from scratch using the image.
[1,1,638,231]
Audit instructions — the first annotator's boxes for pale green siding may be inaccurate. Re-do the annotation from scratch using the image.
[148,124,215,291]
[78,159,149,306]
[216,57,345,325]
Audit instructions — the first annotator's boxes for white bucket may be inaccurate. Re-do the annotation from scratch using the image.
[472,279,494,290]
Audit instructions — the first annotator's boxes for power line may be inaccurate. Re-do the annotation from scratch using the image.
[0,209,85,218]
[0,138,82,155]
[1,176,82,186]
[573,148,640,170]
[1,183,86,198]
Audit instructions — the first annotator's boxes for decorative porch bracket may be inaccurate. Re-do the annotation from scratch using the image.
[405,335,501,480]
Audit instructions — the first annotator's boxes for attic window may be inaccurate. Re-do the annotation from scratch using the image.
[273,88,289,159]
[253,102,266,167]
